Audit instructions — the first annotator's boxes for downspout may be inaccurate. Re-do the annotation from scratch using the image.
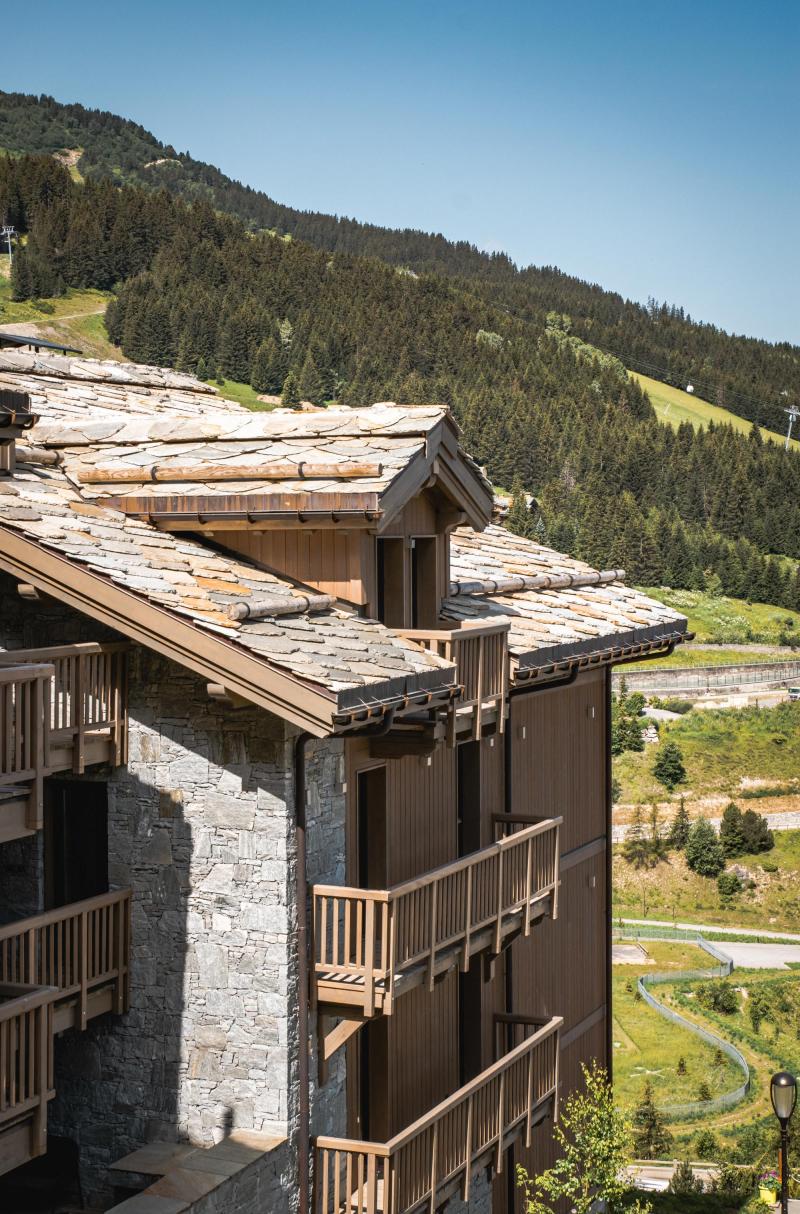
[294,730,312,1214]
[293,707,397,1214]
[604,668,613,1079]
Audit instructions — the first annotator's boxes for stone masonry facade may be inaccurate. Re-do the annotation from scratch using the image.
[0,579,348,1209]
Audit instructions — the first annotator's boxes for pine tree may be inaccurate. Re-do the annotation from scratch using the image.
[632,1081,673,1159]
[623,806,650,869]
[297,349,326,405]
[719,802,746,858]
[653,741,686,791]
[685,817,725,877]
[281,369,300,407]
[506,476,535,539]
[667,1159,704,1195]
[10,245,33,301]
[669,797,691,849]
[250,336,284,395]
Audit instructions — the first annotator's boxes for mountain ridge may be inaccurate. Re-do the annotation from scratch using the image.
[1,88,798,434]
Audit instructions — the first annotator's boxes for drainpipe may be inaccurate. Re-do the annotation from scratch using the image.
[293,707,397,1214]
[294,730,312,1214]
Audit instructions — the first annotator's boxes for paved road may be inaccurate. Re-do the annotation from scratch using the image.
[620,917,800,942]
[718,941,800,969]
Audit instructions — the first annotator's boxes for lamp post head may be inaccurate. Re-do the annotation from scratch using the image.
[771,1071,798,1125]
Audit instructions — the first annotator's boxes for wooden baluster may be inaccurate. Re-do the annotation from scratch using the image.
[115,900,125,1014]
[524,834,533,936]
[79,909,88,1029]
[494,848,504,955]
[429,1123,438,1213]
[553,823,560,920]
[496,1070,505,1172]
[462,1094,473,1200]
[386,903,397,1014]
[363,898,375,1017]
[73,654,85,773]
[427,882,438,991]
[462,863,472,970]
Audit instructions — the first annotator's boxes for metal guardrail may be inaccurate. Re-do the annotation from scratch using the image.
[612,658,800,696]
[615,927,751,1120]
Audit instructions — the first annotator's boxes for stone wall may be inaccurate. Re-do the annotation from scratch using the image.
[42,645,299,1206]
[0,578,354,1211]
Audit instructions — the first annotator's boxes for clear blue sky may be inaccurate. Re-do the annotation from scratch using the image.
[8,0,799,342]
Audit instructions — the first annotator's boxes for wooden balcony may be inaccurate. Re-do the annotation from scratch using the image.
[312,817,560,1025]
[0,889,131,1177]
[0,643,128,844]
[315,1015,561,1214]
[397,621,509,742]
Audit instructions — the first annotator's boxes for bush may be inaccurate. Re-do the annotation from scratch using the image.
[709,1161,757,1199]
[662,698,693,714]
[695,1128,719,1159]
[685,817,725,877]
[718,871,743,898]
[696,980,739,1015]
[762,859,779,873]
[667,1159,704,1194]
[697,1080,712,1101]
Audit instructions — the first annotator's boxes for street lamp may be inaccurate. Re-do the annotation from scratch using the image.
[771,1071,797,1213]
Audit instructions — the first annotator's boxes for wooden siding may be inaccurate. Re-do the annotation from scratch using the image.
[509,849,606,1036]
[219,529,370,606]
[505,1015,608,1213]
[510,671,606,854]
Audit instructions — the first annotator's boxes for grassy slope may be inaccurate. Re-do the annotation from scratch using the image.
[612,942,741,1112]
[0,273,266,408]
[640,587,800,646]
[613,830,800,933]
[632,370,800,452]
[642,647,799,669]
[615,700,800,805]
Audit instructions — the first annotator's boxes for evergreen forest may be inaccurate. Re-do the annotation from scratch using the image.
[2,89,799,433]
[3,147,800,612]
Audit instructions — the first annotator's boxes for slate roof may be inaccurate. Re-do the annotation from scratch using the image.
[0,349,686,722]
[0,352,483,515]
[0,462,454,711]
[446,525,687,670]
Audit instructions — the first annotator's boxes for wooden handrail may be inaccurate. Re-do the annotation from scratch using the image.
[0,642,130,662]
[0,642,129,783]
[397,621,509,743]
[0,892,131,1175]
[315,1016,561,1214]
[0,889,132,1028]
[312,819,561,1015]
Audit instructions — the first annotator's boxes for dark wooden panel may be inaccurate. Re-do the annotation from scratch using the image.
[509,849,607,1036]
[508,1014,608,1212]
[510,670,606,854]
[387,971,459,1135]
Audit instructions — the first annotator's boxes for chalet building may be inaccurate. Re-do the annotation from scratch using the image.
[0,350,687,1214]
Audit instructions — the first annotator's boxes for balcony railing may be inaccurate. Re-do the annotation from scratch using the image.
[0,890,131,1177]
[0,984,51,1167]
[312,817,560,1017]
[315,1015,561,1214]
[0,643,128,839]
[0,889,132,1031]
[0,662,52,830]
[397,621,509,742]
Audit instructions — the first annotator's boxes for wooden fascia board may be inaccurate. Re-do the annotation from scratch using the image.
[375,448,436,531]
[431,454,493,531]
[0,527,336,736]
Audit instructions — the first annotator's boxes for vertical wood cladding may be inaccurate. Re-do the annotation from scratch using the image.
[217,528,370,605]
[510,670,606,854]
[506,1015,608,1213]
[510,849,606,1035]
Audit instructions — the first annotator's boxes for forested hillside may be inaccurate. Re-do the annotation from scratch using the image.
[2,90,799,433]
[4,152,800,612]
